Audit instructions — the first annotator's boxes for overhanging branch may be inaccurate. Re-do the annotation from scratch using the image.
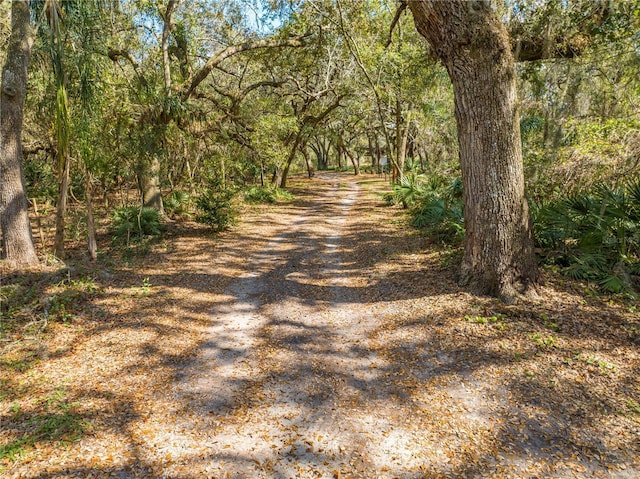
[385,1,407,48]
[181,35,309,101]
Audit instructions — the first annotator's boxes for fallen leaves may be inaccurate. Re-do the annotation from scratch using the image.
[2,174,639,478]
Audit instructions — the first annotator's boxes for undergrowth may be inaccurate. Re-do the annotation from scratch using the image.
[390,172,640,294]
[244,186,294,204]
[164,190,192,218]
[387,173,464,244]
[531,179,640,294]
[112,206,163,244]
[196,179,238,231]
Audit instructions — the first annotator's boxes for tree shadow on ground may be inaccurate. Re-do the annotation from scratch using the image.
[2,174,638,477]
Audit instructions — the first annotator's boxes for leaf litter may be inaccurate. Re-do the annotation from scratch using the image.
[1,173,639,478]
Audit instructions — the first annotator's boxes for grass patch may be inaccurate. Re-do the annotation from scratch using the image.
[465,314,504,325]
[0,387,89,469]
[528,332,559,349]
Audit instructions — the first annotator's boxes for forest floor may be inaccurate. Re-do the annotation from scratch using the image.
[1,172,640,479]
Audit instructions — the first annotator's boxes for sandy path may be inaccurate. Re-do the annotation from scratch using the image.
[130,175,638,479]
[164,178,411,478]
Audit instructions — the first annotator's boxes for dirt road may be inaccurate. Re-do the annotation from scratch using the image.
[169,176,430,478]
[3,173,639,478]
[155,175,639,478]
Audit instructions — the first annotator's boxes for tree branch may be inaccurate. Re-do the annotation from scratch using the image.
[385,1,407,48]
[509,2,613,61]
[23,142,51,156]
[236,80,286,104]
[181,35,309,101]
[161,0,179,91]
[302,94,345,127]
[209,81,285,113]
[107,49,148,87]
[513,36,586,62]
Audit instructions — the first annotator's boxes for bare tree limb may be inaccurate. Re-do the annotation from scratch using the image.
[287,75,332,100]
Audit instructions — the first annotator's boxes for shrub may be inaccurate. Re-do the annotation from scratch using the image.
[405,176,465,243]
[411,196,464,243]
[164,190,192,217]
[383,191,398,206]
[386,173,456,209]
[532,179,640,293]
[244,186,294,204]
[196,184,238,231]
[112,206,162,243]
[392,172,428,208]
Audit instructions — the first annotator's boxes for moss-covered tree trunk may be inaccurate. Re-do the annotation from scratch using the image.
[409,0,538,300]
[0,0,39,267]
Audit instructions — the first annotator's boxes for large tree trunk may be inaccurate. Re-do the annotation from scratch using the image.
[0,0,39,267]
[408,0,538,300]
